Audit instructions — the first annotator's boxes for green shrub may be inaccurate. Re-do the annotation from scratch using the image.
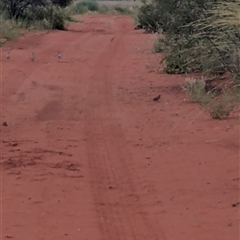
[0,1,5,12]
[0,16,20,41]
[192,1,240,77]
[19,5,69,30]
[152,37,164,53]
[182,77,215,105]
[98,4,109,14]
[137,0,211,33]
[75,4,88,14]
[50,6,66,30]
[1,0,72,30]
[205,88,239,119]
[114,6,131,14]
[52,0,73,7]
[86,1,99,11]
[182,76,240,119]
[137,2,161,32]
[137,0,240,79]
[20,6,48,24]
[75,1,99,13]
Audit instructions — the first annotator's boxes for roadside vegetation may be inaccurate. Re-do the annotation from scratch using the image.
[0,0,137,46]
[0,0,74,31]
[0,0,75,45]
[137,0,240,119]
[74,0,138,15]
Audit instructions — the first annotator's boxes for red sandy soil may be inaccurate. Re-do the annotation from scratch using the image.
[0,15,239,240]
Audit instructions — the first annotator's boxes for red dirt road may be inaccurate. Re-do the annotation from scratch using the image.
[1,15,239,240]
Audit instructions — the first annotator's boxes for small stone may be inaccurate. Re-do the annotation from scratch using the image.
[2,122,8,126]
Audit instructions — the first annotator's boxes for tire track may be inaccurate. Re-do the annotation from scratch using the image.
[84,17,167,240]
[100,32,167,240]
[84,19,142,239]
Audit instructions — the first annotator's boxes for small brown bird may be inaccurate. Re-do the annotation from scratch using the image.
[2,121,8,126]
[153,94,161,101]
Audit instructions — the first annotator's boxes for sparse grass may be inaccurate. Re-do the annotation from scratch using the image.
[0,3,74,46]
[0,17,21,45]
[182,77,215,105]
[0,0,137,46]
[137,0,240,77]
[74,0,138,15]
[0,1,74,32]
[113,4,138,15]
[205,87,240,119]
[75,1,99,14]
[152,37,163,53]
[113,5,131,14]
[182,76,240,119]
[98,4,109,14]
[96,0,140,7]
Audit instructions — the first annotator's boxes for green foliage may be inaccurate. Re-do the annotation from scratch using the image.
[114,6,131,14]
[137,0,240,78]
[205,88,239,119]
[137,0,214,34]
[2,0,48,20]
[52,0,73,7]
[182,1,240,77]
[0,16,20,42]
[75,1,99,13]
[18,5,69,30]
[0,1,5,12]
[137,2,161,33]
[98,4,109,14]
[182,77,215,105]
[1,0,72,31]
[152,37,163,53]
[74,1,134,15]
[182,76,240,119]
[50,6,67,30]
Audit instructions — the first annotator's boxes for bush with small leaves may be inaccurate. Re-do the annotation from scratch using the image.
[182,77,215,105]
[51,0,73,7]
[75,1,99,13]
[50,6,67,30]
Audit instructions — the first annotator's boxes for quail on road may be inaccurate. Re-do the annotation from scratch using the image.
[31,52,35,62]
[153,94,161,101]
[6,51,10,60]
[57,51,62,60]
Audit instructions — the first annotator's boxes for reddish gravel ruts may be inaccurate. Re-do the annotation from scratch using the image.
[0,15,239,240]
